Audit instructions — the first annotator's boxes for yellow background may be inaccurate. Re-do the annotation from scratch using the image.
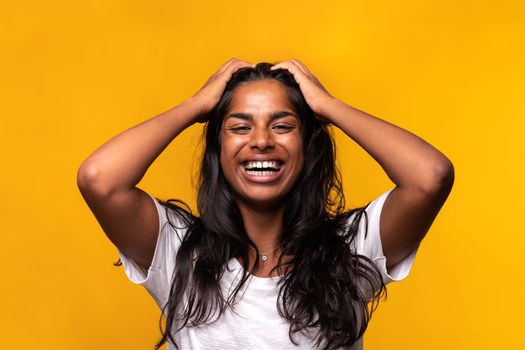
[1,0,523,349]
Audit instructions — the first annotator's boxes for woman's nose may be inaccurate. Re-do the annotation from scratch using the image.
[250,127,275,151]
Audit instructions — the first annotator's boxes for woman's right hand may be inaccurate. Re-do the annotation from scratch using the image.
[189,58,255,123]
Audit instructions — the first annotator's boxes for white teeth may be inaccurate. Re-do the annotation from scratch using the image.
[244,160,280,169]
[246,170,278,176]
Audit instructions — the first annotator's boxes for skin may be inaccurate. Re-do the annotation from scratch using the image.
[77,59,258,272]
[78,58,454,280]
[271,60,454,271]
[220,80,303,276]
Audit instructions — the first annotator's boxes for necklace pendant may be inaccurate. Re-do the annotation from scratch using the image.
[261,255,267,261]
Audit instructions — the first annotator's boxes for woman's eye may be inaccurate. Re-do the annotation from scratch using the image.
[273,125,294,131]
[230,126,250,132]
[227,125,295,133]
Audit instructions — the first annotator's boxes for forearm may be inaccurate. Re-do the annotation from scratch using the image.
[77,97,202,194]
[322,98,454,190]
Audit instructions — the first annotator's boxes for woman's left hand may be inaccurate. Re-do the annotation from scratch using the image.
[271,59,335,123]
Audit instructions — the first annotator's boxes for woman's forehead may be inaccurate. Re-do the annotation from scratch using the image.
[228,80,293,110]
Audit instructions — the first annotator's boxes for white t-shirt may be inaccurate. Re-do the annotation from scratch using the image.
[117,188,419,349]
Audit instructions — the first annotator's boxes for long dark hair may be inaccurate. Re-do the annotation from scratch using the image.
[117,62,387,349]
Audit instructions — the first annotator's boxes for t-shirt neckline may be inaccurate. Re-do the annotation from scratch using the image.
[229,257,284,284]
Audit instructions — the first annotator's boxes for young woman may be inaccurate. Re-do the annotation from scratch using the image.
[77,59,454,350]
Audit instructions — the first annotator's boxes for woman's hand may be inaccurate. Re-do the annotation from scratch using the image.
[270,59,335,124]
[190,58,255,123]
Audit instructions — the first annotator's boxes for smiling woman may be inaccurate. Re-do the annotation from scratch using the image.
[77,59,454,350]
[220,80,305,212]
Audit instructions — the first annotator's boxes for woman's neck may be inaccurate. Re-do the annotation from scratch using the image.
[234,199,292,277]
[237,201,285,253]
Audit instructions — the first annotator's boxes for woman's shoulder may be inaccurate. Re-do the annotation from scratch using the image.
[157,197,195,224]
[147,194,196,242]
[338,189,394,229]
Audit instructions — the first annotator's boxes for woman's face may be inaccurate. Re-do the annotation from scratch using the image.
[220,79,304,210]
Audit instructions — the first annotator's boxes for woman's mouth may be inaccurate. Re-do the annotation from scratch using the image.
[241,160,284,183]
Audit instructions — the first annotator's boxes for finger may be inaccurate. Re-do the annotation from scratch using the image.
[224,60,255,77]
[216,58,245,75]
[270,61,295,72]
[209,61,253,87]
[270,60,287,70]
[233,60,256,70]
[271,60,306,75]
[270,61,305,80]
[225,59,253,71]
[292,60,324,87]
[290,59,312,77]
[271,59,301,69]
[287,60,321,84]
[215,59,236,75]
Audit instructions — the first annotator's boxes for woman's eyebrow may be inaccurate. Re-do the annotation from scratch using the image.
[225,111,297,121]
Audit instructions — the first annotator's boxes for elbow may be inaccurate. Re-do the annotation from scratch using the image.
[77,162,98,188]
[425,159,455,194]
[436,157,455,186]
[76,163,112,197]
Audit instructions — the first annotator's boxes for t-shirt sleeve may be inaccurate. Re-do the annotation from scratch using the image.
[116,192,186,310]
[351,188,420,285]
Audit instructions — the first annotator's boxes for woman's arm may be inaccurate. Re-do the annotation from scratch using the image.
[271,60,454,270]
[77,99,199,194]
[318,98,454,191]
[317,98,454,269]
[77,58,254,269]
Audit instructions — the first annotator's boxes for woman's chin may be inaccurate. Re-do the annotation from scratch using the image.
[235,193,286,211]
